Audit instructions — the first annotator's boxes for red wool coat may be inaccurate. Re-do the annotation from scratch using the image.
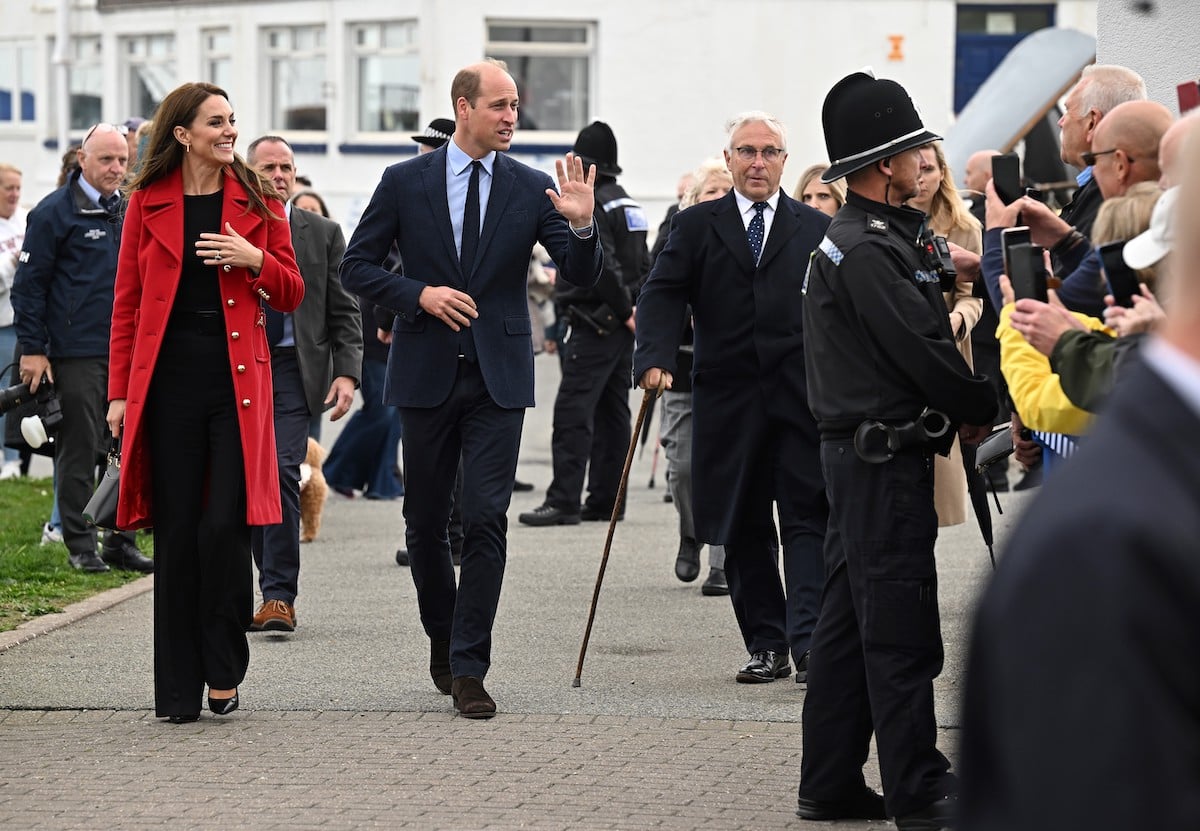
[108,168,305,530]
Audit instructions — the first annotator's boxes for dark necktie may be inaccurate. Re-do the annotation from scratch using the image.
[101,193,121,217]
[747,201,767,264]
[457,161,482,362]
[460,160,482,274]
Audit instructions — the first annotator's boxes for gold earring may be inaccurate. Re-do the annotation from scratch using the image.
[185,144,191,153]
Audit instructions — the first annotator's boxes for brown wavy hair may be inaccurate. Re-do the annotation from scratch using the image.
[129,82,278,219]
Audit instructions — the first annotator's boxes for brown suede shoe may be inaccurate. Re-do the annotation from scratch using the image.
[250,599,296,633]
[430,639,452,694]
[450,676,496,719]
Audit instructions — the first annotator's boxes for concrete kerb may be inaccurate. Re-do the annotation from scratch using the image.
[0,574,153,653]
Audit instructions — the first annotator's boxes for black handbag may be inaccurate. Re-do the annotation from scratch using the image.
[83,439,121,531]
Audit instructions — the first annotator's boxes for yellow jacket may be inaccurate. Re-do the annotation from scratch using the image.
[997,304,1110,435]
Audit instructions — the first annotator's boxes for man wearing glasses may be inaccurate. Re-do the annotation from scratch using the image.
[634,111,830,686]
[12,123,152,573]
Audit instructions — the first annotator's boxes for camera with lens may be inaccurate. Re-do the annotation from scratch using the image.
[919,228,957,291]
[0,379,63,449]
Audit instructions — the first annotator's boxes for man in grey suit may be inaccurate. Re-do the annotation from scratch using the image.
[247,135,363,634]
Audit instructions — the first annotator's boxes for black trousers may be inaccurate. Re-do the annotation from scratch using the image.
[52,357,108,558]
[799,439,952,818]
[399,359,524,680]
[146,325,252,718]
[544,323,632,513]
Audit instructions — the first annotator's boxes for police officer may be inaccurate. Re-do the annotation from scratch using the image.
[796,72,996,829]
[520,121,650,526]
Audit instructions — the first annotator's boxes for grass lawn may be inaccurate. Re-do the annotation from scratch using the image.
[0,476,150,633]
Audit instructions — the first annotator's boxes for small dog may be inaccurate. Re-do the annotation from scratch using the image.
[298,437,328,543]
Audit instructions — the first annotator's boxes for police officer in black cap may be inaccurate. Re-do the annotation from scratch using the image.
[520,121,650,526]
[795,72,997,829]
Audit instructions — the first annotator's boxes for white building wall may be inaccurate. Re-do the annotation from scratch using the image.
[0,0,1098,230]
[1096,0,1199,114]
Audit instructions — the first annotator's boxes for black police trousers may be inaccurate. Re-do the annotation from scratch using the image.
[798,438,954,818]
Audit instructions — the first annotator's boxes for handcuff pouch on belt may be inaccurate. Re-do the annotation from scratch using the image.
[853,408,951,464]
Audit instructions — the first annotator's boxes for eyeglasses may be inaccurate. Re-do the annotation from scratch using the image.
[733,146,784,163]
[82,123,130,146]
[1080,147,1131,167]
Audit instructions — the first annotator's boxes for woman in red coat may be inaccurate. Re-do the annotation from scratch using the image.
[106,82,304,724]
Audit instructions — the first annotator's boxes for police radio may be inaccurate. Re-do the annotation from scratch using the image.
[919,228,957,291]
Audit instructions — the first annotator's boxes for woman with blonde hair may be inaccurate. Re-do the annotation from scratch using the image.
[791,163,845,218]
[908,141,983,527]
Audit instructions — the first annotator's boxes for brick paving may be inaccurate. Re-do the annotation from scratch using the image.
[0,356,1016,829]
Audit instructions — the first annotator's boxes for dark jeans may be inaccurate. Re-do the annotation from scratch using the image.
[324,357,403,499]
[252,349,309,604]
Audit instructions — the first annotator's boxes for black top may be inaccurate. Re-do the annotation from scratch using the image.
[802,191,996,441]
[176,191,223,313]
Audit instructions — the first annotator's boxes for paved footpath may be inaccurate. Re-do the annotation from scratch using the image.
[0,355,1028,830]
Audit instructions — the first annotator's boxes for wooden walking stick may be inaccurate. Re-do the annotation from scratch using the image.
[573,378,665,687]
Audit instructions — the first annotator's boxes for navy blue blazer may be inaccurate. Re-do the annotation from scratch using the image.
[633,190,830,543]
[340,147,601,409]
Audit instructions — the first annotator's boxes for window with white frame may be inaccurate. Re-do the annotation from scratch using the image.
[0,41,36,125]
[51,35,103,131]
[264,25,327,131]
[121,34,176,121]
[350,20,420,134]
[486,21,593,132]
[203,28,233,91]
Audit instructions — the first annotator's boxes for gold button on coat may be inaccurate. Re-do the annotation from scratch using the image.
[236,364,246,373]
[241,399,251,408]
[230,331,240,339]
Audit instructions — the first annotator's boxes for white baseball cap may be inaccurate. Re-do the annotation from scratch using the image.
[1123,186,1178,270]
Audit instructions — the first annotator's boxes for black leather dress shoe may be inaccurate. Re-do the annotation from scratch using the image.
[166,714,199,724]
[518,504,581,526]
[580,504,624,522]
[796,785,887,821]
[735,650,791,683]
[451,676,496,719]
[101,534,154,572]
[700,567,728,595]
[674,538,701,582]
[895,794,957,830]
[68,551,110,572]
[512,479,534,492]
[795,650,810,684]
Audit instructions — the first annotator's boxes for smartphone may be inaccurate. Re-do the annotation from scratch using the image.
[1001,226,1031,279]
[1007,242,1048,303]
[1098,240,1140,307]
[1024,187,1044,202]
[991,153,1022,204]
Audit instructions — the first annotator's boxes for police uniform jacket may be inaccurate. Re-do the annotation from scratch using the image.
[12,170,121,359]
[554,178,649,322]
[803,191,996,441]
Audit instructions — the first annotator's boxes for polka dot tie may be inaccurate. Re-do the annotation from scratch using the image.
[748,201,767,264]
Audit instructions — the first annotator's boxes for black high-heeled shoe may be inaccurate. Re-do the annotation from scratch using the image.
[207,690,239,716]
[167,714,199,724]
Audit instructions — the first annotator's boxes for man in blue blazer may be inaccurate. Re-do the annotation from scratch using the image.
[340,59,601,718]
[634,112,830,686]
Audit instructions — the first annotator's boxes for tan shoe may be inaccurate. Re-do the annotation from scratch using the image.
[250,599,296,633]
